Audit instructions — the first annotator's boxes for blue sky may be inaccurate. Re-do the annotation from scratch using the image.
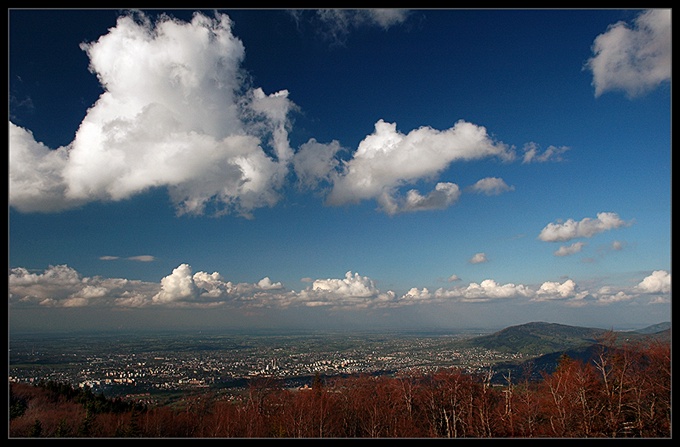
[9,9,671,332]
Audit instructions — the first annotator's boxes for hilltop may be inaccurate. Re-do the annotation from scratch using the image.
[465,321,608,355]
[464,321,670,355]
[465,321,670,384]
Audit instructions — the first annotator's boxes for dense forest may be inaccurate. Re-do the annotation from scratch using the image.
[9,334,670,438]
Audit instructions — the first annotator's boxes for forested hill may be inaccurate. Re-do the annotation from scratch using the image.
[465,321,670,355]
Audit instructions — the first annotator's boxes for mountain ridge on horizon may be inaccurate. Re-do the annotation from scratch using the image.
[465,320,670,356]
[478,320,670,384]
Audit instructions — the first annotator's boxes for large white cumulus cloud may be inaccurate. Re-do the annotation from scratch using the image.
[9,11,295,217]
[325,119,515,214]
[586,9,671,98]
[636,270,671,294]
[535,279,582,300]
[379,182,462,215]
[152,264,200,303]
[8,123,76,213]
[152,263,284,307]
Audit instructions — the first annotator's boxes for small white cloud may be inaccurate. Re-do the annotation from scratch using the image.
[257,277,283,290]
[402,287,432,301]
[447,274,461,282]
[469,177,514,195]
[554,242,586,257]
[594,290,634,304]
[365,9,410,29]
[100,256,119,261]
[611,240,625,251]
[535,279,580,300]
[310,9,410,43]
[380,182,461,215]
[469,252,488,264]
[127,255,155,262]
[538,212,632,242]
[586,9,671,98]
[521,142,570,164]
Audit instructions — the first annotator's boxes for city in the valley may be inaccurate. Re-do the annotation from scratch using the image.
[9,329,527,404]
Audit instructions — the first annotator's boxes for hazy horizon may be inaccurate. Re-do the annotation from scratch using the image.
[9,9,671,333]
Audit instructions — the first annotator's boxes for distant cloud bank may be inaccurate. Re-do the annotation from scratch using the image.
[9,264,669,311]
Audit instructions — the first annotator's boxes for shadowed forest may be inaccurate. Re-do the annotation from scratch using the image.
[9,336,670,438]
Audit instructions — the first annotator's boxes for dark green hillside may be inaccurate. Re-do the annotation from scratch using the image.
[491,327,670,385]
[465,322,609,355]
[491,343,608,384]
